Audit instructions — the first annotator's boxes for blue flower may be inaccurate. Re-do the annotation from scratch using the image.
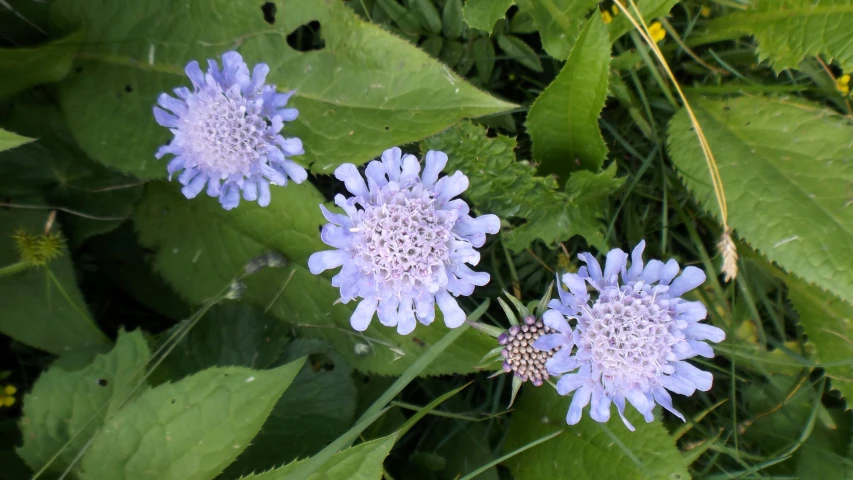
[534,241,725,430]
[308,147,500,335]
[153,51,306,210]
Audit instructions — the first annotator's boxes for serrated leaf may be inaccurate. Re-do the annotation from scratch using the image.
[527,15,610,175]
[78,361,303,480]
[421,121,622,252]
[504,387,690,480]
[708,0,853,72]
[0,205,109,355]
[133,182,495,376]
[464,0,514,32]
[516,0,676,60]
[0,30,81,99]
[0,92,143,245]
[225,339,357,477]
[17,330,150,476]
[496,34,543,72]
[0,128,32,152]
[236,433,397,480]
[667,95,853,305]
[786,273,853,404]
[50,0,515,178]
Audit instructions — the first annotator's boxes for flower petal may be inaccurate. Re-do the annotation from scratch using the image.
[578,252,602,282]
[400,153,421,186]
[674,361,713,391]
[685,323,726,343]
[351,297,378,331]
[546,348,578,375]
[381,147,403,181]
[652,386,685,422]
[436,289,466,328]
[603,248,628,285]
[153,107,179,128]
[422,150,448,188]
[668,266,706,297]
[334,163,369,198]
[542,309,571,334]
[308,250,349,274]
[533,333,568,351]
[659,259,680,285]
[566,385,591,425]
[435,171,469,204]
[613,395,635,431]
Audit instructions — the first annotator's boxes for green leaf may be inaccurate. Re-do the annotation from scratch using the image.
[133,182,495,375]
[0,92,143,245]
[786,273,853,404]
[515,0,597,60]
[473,37,496,83]
[504,386,690,480]
[236,433,397,480]
[0,128,32,152]
[78,361,303,480]
[0,30,82,100]
[17,330,150,477]
[496,34,543,72]
[708,0,853,72]
[224,339,357,477]
[526,14,610,175]
[409,0,443,35]
[50,0,515,178]
[421,121,622,252]
[463,0,514,32]
[442,0,465,39]
[667,95,853,305]
[0,205,109,355]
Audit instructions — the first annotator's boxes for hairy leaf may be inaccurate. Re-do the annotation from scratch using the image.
[527,15,610,175]
[237,433,397,480]
[51,0,514,178]
[133,182,495,376]
[667,95,853,305]
[504,387,690,480]
[0,205,109,355]
[0,30,81,99]
[78,361,303,480]
[708,0,853,72]
[17,330,150,476]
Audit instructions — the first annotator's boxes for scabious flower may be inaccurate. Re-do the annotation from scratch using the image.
[499,315,559,387]
[308,147,500,335]
[534,241,725,431]
[153,51,306,210]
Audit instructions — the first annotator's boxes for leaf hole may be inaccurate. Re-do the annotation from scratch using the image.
[125,85,133,93]
[308,353,334,372]
[75,66,83,74]
[97,378,109,387]
[286,20,325,52]
[384,126,390,131]
[261,2,277,25]
[171,399,176,404]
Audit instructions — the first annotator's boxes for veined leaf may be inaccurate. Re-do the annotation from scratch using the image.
[504,387,690,479]
[133,182,495,376]
[786,273,853,404]
[236,433,397,480]
[50,0,515,178]
[463,0,514,32]
[0,127,32,152]
[421,121,623,252]
[526,14,610,175]
[0,205,109,355]
[708,0,853,72]
[667,95,853,305]
[17,330,150,477]
[78,361,304,480]
[0,30,82,99]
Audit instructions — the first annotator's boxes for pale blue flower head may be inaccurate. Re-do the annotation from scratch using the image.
[534,241,725,431]
[153,51,307,210]
[308,147,500,335]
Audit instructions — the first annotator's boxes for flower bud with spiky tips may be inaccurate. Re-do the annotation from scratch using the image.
[499,315,559,387]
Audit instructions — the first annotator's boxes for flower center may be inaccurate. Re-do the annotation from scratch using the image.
[582,289,677,385]
[181,93,266,178]
[353,189,451,290]
[500,316,557,386]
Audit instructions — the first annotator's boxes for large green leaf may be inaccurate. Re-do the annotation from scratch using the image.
[0,204,109,355]
[17,330,150,477]
[78,361,303,480]
[237,433,397,480]
[50,0,514,178]
[527,15,610,176]
[786,274,853,404]
[0,93,143,245]
[708,0,853,72]
[504,386,690,479]
[0,30,81,99]
[667,95,853,305]
[421,121,622,251]
[225,339,357,477]
[463,0,514,32]
[0,128,32,152]
[133,181,495,376]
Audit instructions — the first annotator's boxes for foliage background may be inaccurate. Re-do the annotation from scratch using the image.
[1,0,852,478]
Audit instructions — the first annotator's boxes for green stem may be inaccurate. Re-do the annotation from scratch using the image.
[0,260,32,278]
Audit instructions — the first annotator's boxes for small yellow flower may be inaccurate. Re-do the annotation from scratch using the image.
[649,21,666,43]
[700,5,712,17]
[837,74,851,95]
[602,11,613,24]
[1,384,17,407]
